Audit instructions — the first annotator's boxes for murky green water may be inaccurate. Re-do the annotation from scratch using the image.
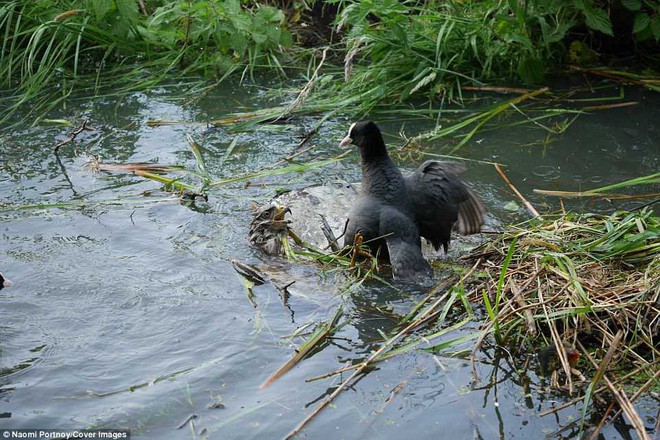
[1,79,658,439]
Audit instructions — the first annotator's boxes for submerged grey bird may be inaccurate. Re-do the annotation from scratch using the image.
[340,121,485,281]
[249,204,292,255]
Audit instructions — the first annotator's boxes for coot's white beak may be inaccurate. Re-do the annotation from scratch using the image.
[339,122,356,148]
[2,277,11,288]
[339,135,353,148]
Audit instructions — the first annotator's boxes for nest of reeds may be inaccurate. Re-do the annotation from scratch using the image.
[463,209,659,407]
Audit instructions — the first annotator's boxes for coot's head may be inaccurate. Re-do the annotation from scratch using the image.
[339,121,387,160]
[0,273,12,290]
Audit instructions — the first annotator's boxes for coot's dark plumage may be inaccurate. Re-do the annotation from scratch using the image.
[405,160,485,252]
[340,121,485,281]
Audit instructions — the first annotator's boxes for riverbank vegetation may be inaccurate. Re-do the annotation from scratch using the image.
[2,0,660,126]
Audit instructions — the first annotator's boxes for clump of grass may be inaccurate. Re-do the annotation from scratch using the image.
[463,208,658,437]
[466,208,658,359]
[331,0,654,110]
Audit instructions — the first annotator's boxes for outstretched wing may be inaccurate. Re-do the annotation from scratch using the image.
[405,161,485,252]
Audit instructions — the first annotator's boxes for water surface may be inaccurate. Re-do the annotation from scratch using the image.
[1,79,658,439]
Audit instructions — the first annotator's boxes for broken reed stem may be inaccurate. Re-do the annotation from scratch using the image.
[533,189,660,200]
[511,279,536,336]
[569,65,659,91]
[460,85,531,94]
[306,276,460,383]
[603,377,649,440]
[539,359,660,417]
[375,380,406,414]
[470,264,554,381]
[285,264,479,440]
[537,264,574,394]
[294,109,337,150]
[494,163,542,219]
[580,336,651,440]
[54,118,89,152]
[581,101,639,111]
[305,363,357,383]
[270,109,338,170]
[589,331,623,389]
[588,401,617,440]
[281,47,329,118]
[606,369,660,431]
[284,289,451,439]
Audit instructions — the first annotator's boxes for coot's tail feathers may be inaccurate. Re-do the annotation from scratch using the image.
[456,184,486,235]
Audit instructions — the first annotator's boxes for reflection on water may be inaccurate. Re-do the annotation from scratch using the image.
[1,79,657,438]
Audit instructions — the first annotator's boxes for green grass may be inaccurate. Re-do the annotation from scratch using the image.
[0,0,295,127]
[3,0,660,130]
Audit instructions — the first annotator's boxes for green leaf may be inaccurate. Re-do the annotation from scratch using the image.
[229,11,251,32]
[214,24,232,52]
[573,0,588,12]
[256,5,284,24]
[252,31,267,44]
[620,0,641,11]
[584,7,613,36]
[265,25,281,47]
[517,56,545,83]
[230,31,247,55]
[279,28,293,47]
[544,19,574,44]
[390,23,409,49]
[633,12,650,33]
[89,0,113,21]
[652,16,660,41]
[115,0,139,24]
[225,0,241,16]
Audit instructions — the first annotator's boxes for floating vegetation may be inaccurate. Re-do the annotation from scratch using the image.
[83,128,350,202]
[249,201,658,439]
[283,277,480,440]
[570,66,660,93]
[462,209,659,438]
[409,87,551,152]
[261,305,343,390]
[535,172,660,201]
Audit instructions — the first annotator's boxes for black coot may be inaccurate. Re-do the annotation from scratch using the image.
[340,121,485,281]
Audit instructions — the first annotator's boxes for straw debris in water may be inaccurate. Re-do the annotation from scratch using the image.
[463,209,658,402]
